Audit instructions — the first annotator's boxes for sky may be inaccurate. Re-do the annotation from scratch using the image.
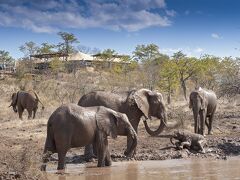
[0,0,240,59]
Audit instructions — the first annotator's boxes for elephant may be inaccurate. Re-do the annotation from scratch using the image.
[9,90,44,120]
[78,88,179,160]
[189,88,217,136]
[170,130,206,153]
[41,104,137,171]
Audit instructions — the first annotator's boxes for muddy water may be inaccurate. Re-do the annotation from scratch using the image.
[46,157,240,180]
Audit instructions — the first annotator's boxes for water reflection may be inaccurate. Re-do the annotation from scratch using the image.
[46,157,240,180]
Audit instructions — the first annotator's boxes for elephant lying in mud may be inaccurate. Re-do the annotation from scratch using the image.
[189,88,217,135]
[41,104,137,171]
[78,89,179,160]
[9,90,44,119]
[170,130,206,153]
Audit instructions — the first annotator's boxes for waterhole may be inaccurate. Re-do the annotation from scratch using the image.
[46,156,240,180]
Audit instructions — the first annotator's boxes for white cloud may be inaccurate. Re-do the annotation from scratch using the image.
[211,33,222,39]
[0,0,175,33]
[165,10,176,17]
[161,46,204,57]
[194,47,204,53]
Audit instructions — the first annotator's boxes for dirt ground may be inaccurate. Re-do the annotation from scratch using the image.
[0,95,240,179]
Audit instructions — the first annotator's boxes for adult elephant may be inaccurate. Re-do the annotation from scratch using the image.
[78,88,179,159]
[189,88,217,136]
[41,104,137,171]
[9,90,44,119]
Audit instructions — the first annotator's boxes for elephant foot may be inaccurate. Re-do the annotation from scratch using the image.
[105,160,112,166]
[97,162,105,167]
[208,131,213,135]
[85,154,97,162]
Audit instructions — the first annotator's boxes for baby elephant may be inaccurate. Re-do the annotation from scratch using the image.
[170,130,206,153]
[41,104,137,171]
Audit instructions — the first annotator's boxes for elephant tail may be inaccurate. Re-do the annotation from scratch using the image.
[32,91,45,110]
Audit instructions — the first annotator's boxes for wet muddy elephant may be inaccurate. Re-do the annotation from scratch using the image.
[170,130,206,153]
[9,90,44,119]
[189,88,217,135]
[41,104,137,170]
[78,88,179,160]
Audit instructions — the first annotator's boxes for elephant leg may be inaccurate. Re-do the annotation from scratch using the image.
[105,147,112,166]
[33,108,37,119]
[205,117,209,131]
[199,110,206,136]
[27,109,32,120]
[96,133,107,167]
[84,144,96,162]
[57,150,67,170]
[18,106,24,120]
[208,114,215,135]
[125,127,138,156]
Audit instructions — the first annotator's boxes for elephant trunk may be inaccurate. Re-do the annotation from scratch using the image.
[193,106,200,133]
[9,103,17,112]
[143,117,165,136]
[124,127,138,158]
[143,112,180,136]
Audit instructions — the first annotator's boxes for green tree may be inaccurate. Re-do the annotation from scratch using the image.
[99,49,117,60]
[49,57,65,74]
[132,44,163,90]
[0,50,14,64]
[191,55,220,89]
[19,41,39,57]
[172,51,198,100]
[133,44,160,62]
[95,49,117,69]
[217,57,240,97]
[57,32,79,60]
[158,57,178,104]
[38,43,55,54]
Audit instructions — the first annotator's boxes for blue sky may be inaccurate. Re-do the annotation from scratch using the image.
[0,0,240,59]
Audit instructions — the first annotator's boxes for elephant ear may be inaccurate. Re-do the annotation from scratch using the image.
[96,107,118,139]
[133,89,151,119]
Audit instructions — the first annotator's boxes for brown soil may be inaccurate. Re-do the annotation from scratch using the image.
[0,100,239,180]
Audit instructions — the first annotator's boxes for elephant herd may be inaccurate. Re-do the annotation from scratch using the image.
[9,88,217,171]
